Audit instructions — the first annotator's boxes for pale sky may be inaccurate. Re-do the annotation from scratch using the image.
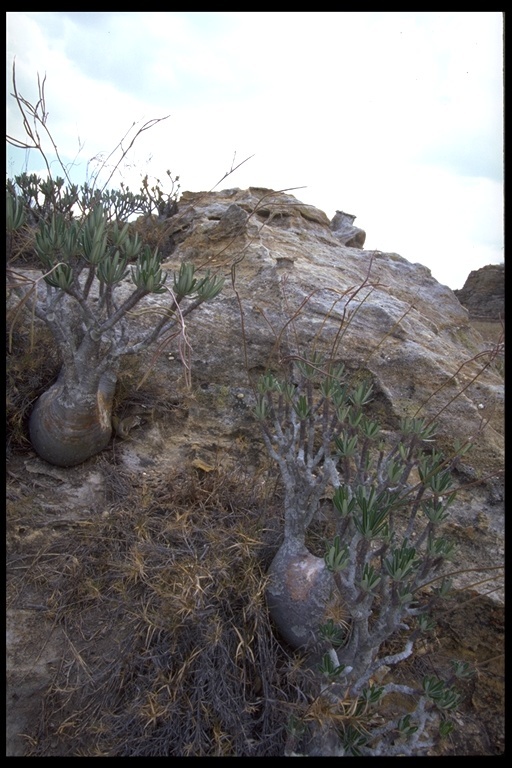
[6,11,503,289]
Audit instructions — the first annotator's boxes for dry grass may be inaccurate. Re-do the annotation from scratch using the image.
[7,463,315,757]
[6,320,61,456]
[468,317,504,376]
[469,318,504,346]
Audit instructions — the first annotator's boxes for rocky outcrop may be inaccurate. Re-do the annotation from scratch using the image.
[7,187,504,756]
[454,263,504,320]
[10,184,504,601]
[159,188,504,595]
[156,187,503,491]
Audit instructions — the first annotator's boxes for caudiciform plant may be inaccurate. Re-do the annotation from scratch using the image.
[7,66,224,467]
[254,352,476,755]
[7,187,224,467]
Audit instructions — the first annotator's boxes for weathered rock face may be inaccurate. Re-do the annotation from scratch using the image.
[454,263,504,320]
[133,185,504,599]
[157,187,504,485]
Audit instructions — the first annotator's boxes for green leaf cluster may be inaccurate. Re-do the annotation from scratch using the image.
[7,172,172,225]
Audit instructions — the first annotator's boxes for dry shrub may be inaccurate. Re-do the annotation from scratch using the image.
[15,464,310,756]
[6,318,61,456]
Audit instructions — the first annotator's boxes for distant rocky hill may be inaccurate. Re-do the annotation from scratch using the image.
[454,263,504,320]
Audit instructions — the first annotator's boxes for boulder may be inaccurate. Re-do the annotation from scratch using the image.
[330,209,366,248]
[158,187,503,491]
[454,263,504,320]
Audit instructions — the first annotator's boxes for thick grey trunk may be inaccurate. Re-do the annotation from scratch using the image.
[29,366,118,467]
[266,534,336,653]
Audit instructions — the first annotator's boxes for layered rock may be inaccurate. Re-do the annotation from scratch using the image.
[155,187,503,480]
[127,186,504,597]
